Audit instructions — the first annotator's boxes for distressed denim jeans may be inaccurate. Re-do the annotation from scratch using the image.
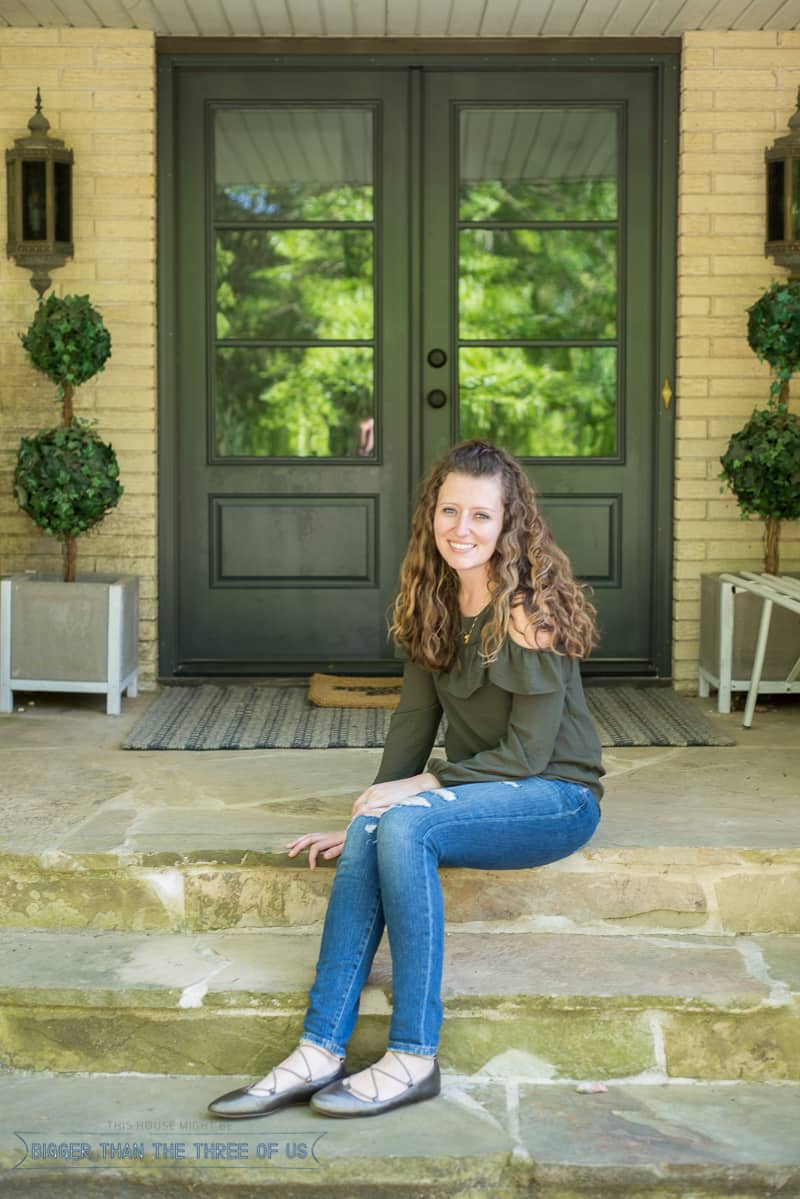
[301,776,601,1058]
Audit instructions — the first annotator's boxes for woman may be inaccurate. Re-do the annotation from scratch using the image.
[209,440,603,1120]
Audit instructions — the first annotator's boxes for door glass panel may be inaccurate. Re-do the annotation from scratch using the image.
[458,106,618,458]
[216,346,374,459]
[216,229,374,340]
[460,109,617,221]
[214,108,373,221]
[459,228,616,341]
[459,346,616,458]
[213,106,375,459]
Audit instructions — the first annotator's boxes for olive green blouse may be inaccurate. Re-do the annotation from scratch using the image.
[374,609,605,801]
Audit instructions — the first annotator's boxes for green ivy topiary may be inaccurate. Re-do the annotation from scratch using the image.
[21,292,111,394]
[720,403,800,523]
[720,279,800,573]
[14,420,123,541]
[15,294,120,581]
[747,279,800,387]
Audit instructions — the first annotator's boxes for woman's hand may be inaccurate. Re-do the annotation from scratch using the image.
[350,772,439,821]
[286,829,347,870]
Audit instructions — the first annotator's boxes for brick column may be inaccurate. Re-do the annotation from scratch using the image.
[674,31,800,691]
[0,27,158,685]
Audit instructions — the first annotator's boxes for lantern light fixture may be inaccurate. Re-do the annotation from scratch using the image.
[6,89,74,298]
[765,86,800,279]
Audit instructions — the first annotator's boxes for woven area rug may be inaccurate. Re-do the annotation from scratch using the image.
[123,682,734,750]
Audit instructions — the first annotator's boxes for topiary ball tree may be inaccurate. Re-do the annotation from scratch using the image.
[14,294,121,582]
[720,280,800,573]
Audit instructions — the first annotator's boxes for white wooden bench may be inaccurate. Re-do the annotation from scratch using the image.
[698,572,800,728]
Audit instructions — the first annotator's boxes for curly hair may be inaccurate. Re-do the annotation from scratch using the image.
[390,440,599,671]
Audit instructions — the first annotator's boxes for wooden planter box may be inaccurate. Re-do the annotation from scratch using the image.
[0,572,139,716]
[698,571,800,713]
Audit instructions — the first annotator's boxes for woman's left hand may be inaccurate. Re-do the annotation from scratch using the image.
[350,772,439,821]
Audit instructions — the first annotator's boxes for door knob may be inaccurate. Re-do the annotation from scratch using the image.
[426,389,447,409]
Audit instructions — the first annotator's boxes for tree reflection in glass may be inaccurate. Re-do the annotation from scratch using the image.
[216,347,373,459]
[458,107,619,458]
[460,347,616,459]
[213,107,375,459]
[459,228,616,342]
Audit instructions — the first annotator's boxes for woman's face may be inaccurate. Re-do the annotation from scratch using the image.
[433,471,505,581]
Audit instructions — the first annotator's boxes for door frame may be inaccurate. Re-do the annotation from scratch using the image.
[157,47,678,680]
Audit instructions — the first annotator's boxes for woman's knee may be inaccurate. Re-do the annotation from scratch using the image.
[375,801,433,852]
[340,815,380,861]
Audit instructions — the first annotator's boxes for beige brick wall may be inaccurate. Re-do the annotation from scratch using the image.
[675,30,800,691]
[0,27,158,685]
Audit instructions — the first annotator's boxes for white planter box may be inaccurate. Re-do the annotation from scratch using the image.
[0,572,139,716]
[698,571,800,713]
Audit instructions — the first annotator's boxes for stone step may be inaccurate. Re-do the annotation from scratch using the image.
[2,842,799,936]
[1,928,798,1081]
[0,1072,798,1198]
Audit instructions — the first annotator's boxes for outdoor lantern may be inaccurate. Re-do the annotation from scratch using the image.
[765,86,800,279]
[6,89,73,298]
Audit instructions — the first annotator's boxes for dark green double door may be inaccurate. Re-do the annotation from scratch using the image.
[162,58,676,676]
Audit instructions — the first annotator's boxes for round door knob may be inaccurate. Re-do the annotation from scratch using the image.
[427,348,447,368]
[427,389,447,409]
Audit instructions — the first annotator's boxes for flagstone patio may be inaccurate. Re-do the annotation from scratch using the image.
[0,687,798,1196]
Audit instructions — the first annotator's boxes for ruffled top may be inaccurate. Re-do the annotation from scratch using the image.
[373,607,604,800]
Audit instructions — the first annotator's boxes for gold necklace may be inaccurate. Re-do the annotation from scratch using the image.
[463,612,482,645]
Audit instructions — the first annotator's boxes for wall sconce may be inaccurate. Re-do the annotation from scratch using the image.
[6,89,74,298]
[765,86,800,279]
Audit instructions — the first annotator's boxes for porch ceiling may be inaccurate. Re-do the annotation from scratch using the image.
[1,0,799,38]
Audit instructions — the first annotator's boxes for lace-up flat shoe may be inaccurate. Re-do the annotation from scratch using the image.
[311,1058,440,1118]
[208,1062,347,1119]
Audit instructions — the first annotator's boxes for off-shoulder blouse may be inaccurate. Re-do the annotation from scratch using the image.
[373,608,605,801]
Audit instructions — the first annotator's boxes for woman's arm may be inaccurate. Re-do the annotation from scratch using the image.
[286,662,441,869]
[285,769,441,869]
[372,659,443,784]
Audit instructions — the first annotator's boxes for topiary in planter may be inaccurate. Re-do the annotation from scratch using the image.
[13,294,122,582]
[719,280,800,573]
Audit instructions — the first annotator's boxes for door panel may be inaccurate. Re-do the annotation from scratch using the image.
[422,71,659,672]
[172,69,410,671]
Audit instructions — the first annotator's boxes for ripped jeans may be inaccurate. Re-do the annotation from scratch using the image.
[301,776,600,1058]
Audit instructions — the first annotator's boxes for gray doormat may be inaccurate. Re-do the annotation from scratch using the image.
[123,684,734,750]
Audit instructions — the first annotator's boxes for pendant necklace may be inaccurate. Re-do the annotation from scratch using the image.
[463,611,482,645]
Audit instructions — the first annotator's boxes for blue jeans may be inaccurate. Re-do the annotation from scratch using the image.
[301,777,600,1058]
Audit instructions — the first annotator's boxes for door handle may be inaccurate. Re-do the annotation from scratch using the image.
[426,389,447,409]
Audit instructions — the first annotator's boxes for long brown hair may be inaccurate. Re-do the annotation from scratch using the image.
[390,440,599,671]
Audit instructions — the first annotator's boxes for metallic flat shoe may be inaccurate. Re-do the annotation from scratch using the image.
[310,1055,440,1119]
[208,1053,347,1120]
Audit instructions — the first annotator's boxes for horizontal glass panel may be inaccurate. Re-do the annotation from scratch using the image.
[217,229,373,341]
[459,228,616,340]
[460,108,617,222]
[215,108,373,221]
[459,346,616,458]
[216,346,374,459]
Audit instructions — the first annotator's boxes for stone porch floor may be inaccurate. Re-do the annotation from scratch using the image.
[0,687,799,1196]
[2,687,799,856]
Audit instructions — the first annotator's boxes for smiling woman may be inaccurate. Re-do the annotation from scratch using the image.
[208,439,604,1123]
[434,472,504,579]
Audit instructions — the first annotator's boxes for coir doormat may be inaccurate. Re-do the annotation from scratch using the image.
[123,681,734,750]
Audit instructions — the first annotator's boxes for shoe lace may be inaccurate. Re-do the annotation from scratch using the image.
[344,1050,416,1102]
[247,1046,318,1096]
